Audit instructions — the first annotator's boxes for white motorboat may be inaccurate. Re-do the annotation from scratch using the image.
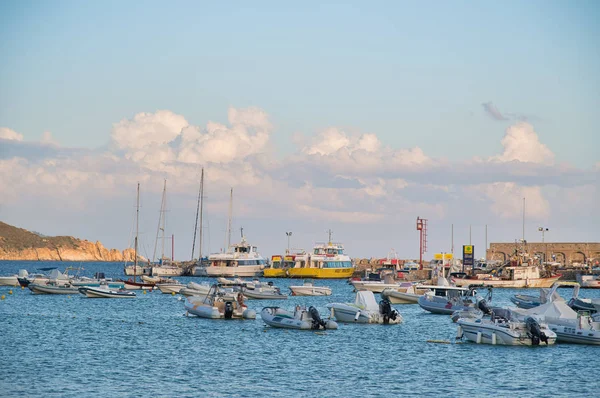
[512,282,600,345]
[184,286,256,319]
[28,282,80,295]
[179,281,213,297]
[381,283,430,304]
[69,272,124,288]
[418,285,490,315]
[261,306,338,330]
[289,280,332,296]
[350,274,405,293]
[576,273,600,289]
[456,307,557,346]
[327,290,402,324]
[78,284,136,298]
[242,283,287,300]
[216,277,249,286]
[0,269,28,286]
[156,281,184,294]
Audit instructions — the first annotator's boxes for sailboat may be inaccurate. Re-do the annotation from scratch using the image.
[191,168,207,276]
[150,179,182,277]
[123,183,156,290]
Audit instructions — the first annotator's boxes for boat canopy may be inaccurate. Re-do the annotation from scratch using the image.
[354,291,379,311]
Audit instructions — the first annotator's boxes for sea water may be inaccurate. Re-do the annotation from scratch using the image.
[0,261,598,398]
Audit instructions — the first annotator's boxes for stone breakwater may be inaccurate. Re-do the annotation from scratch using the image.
[0,240,138,262]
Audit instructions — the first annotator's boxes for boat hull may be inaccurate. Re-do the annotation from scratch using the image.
[243,290,288,300]
[157,283,184,294]
[78,286,136,298]
[151,266,183,277]
[263,269,288,278]
[123,280,155,290]
[0,276,19,286]
[550,325,600,345]
[260,307,338,330]
[287,267,355,279]
[327,304,402,324]
[453,275,562,288]
[289,286,332,296]
[28,284,80,295]
[418,296,475,315]
[458,320,557,346]
[193,266,263,277]
[124,266,151,276]
[381,289,420,304]
[184,297,256,319]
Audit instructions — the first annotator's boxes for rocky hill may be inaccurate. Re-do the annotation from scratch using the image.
[0,221,138,261]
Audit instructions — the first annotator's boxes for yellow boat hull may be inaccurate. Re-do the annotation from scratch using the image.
[287,268,355,279]
[263,269,288,278]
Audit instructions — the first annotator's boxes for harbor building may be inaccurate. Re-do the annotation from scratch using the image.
[487,242,600,265]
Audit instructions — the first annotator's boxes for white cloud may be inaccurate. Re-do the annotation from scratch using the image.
[1,108,596,259]
[0,127,24,141]
[491,122,555,165]
[471,183,550,220]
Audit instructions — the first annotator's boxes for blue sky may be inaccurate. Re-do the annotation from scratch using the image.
[1,1,599,260]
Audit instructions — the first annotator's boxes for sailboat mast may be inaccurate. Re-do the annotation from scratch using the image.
[226,187,233,249]
[134,182,140,281]
[191,170,202,261]
[161,180,167,263]
[198,169,204,263]
[153,179,167,263]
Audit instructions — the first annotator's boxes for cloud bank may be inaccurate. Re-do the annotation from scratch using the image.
[1,107,597,258]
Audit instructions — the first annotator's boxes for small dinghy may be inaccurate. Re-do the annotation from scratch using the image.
[456,302,556,346]
[381,283,430,304]
[184,285,256,319]
[512,282,600,345]
[78,285,136,298]
[289,280,332,296]
[157,280,184,294]
[242,282,287,300]
[261,306,338,330]
[510,287,560,309]
[327,290,402,324]
[29,282,80,295]
[418,285,491,315]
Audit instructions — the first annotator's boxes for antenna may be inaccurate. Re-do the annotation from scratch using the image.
[327,229,333,244]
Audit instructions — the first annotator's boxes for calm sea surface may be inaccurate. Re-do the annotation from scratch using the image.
[0,261,598,398]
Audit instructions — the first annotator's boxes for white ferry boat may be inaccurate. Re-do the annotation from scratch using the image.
[193,235,267,277]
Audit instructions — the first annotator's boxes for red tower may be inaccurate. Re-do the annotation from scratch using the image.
[416,217,428,270]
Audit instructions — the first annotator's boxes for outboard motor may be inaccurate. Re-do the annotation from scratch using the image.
[309,306,327,330]
[526,317,548,345]
[477,299,492,315]
[224,301,234,319]
[379,299,397,324]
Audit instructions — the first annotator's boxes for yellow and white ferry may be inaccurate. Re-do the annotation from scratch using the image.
[286,240,355,279]
[264,251,305,278]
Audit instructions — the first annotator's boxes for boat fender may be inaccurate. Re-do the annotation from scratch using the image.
[224,301,234,319]
[354,311,361,321]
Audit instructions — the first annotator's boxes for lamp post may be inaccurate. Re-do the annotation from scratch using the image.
[538,227,549,264]
[286,232,292,254]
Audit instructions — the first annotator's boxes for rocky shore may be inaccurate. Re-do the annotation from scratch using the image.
[0,221,136,262]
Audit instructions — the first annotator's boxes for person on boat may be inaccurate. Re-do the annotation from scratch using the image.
[237,292,245,308]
